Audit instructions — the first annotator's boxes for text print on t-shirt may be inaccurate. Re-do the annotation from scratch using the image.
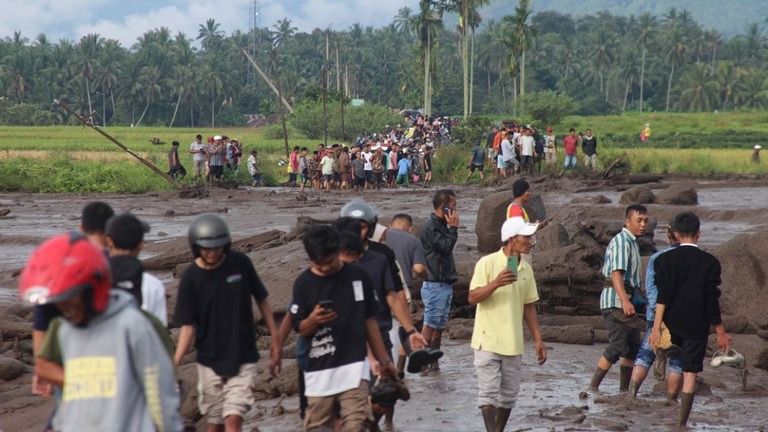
[353,280,364,301]
[309,327,336,358]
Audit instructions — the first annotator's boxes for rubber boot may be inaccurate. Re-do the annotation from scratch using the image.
[396,354,407,375]
[429,333,443,371]
[666,391,679,406]
[589,367,609,391]
[627,381,641,399]
[619,365,632,392]
[480,405,497,432]
[495,407,512,432]
[679,392,695,426]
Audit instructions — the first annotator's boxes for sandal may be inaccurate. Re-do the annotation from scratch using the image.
[711,349,745,368]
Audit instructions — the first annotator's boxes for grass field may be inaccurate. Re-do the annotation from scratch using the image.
[1,111,767,193]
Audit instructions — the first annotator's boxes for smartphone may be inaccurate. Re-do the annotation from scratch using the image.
[507,256,518,273]
[318,299,335,311]
[442,206,452,215]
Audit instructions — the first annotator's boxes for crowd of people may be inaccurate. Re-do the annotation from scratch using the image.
[18,182,735,431]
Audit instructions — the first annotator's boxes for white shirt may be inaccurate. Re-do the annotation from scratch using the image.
[190,142,206,162]
[141,272,168,326]
[247,155,258,175]
[520,135,535,157]
[362,151,373,171]
[501,139,515,162]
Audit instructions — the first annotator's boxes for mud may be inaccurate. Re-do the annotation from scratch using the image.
[1,174,768,431]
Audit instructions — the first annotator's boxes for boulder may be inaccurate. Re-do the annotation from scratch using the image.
[537,325,595,345]
[654,185,698,205]
[534,223,570,252]
[445,318,474,340]
[0,356,32,381]
[253,361,300,398]
[583,220,622,245]
[619,186,655,205]
[722,315,756,334]
[570,195,612,205]
[712,231,768,331]
[476,190,546,254]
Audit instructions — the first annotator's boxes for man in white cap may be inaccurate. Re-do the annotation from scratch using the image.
[468,216,547,432]
[208,135,226,185]
[752,145,762,163]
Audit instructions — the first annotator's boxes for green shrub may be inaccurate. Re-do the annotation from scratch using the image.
[263,123,308,140]
[289,101,402,141]
[451,115,494,147]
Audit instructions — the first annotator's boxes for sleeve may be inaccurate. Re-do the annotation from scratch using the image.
[172,269,197,326]
[243,256,269,302]
[644,255,659,319]
[522,265,540,304]
[469,258,490,291]
[654,254,669,306]
[37,318,63,364]
[704,257,723,326]
[33,304,57,331]
[506,203,523,219]
[143,311,175,359]
[361,271,380,319]
[381,259,397,293]
[413,240,427,266]
[291,276,310,332]
[129,318,183,432]
[142,273,168,327]
[384,249,404,292]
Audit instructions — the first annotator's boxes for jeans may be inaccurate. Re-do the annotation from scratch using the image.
[563,154,577,170]
[421,281,453,329]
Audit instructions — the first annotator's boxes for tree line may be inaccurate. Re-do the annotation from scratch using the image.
[1,1,768,126]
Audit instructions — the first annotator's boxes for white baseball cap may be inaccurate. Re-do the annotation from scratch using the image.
[213,135,222,140]
[755,145,762,150]
[501,217,538,242]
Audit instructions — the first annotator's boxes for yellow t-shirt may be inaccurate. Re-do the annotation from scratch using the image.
[470,249,539,356]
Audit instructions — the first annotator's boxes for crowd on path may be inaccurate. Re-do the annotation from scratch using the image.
[20,149,736,431]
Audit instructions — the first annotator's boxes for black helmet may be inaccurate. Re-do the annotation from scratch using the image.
[339,199,378,228]
[188,213,231,257]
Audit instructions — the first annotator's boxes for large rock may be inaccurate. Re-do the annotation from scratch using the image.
[570,195,612,205]
[476,190,546,253]
[0,356,32,381]
[712,231,768,331]
[654,185,698,205]
[445,318,474,340]
[538,325,595,345]
[534,223,570,252]
[619,186,655,205]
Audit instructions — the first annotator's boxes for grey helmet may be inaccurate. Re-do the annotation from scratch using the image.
[339,200,378,235]
[188,213,231,257]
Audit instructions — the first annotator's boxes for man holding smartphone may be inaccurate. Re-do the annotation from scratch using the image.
[468,217,547,432]
[419,189,459,371]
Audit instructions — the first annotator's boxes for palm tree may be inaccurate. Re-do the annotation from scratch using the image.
[168,65,193,127]
[678,63,717,112]
[636,13,656,112]
[410,0,444,116]
[197,19,224,51]
[619,49,641,112]
[588,28,617,97]
[743,23,766,66]
[201,65,223,127]
[665,31,688,111]
[73,33,103,119]
[705,29,722,74]
[272,18,298,49]
[134,65,162,126]
[393,7,413,36]
[735,69,768,109]
[501,0,536,98]
[714,63,741,111]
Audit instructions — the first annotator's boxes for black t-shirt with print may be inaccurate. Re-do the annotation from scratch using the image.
[173,252,268,377]
[290,263,379,374]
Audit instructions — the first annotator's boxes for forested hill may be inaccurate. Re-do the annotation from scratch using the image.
[483,0,768,36]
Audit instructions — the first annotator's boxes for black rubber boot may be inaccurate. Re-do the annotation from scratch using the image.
[396,354,406,375]
[619,365,632,392]
[480,405,497,432]
[589,367,609,391]
[679,392,695,426]
[429,333,443,371]
[666,391,679,406]
[495,407,512,432]
[627,380,641,399]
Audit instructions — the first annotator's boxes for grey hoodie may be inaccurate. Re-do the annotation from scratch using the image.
[53,290,182,432]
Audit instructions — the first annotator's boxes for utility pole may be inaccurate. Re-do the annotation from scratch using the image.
[322,65,328,147]
[340,66,346,142]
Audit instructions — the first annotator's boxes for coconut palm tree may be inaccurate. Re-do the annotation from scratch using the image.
[636,13,656,112]
[168,65,193,127]
[735,69,768,109]
[501,0,536,98]
[714,63,741,111]
[73,33,103,119]
[665,30,688,111]
[197,19,224,51]
[393,7,413,36]
[410,0,444,116]
[272,18,298,49]
[134,65,162,126]
[678,63,717,112]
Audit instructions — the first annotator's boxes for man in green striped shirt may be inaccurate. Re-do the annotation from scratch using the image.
[589,204,649,392]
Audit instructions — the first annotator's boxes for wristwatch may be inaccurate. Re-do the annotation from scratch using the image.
[406,328,417,336]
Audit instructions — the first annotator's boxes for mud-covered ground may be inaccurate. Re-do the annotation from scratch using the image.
[1,174,767,432]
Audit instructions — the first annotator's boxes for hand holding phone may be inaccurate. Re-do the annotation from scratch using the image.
[318,299,335,312]
[507,256,518,273]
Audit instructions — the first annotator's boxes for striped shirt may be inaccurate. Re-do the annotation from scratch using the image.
[208,144,224,166]
[599,228,641,310]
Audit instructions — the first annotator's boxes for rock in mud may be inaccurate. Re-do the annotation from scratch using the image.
[619,186,655,205]
[445,318,474,340]
[570,195,612,205]
[476,190,546,253]
[538,325,595,345]
[654,185,698,205]
[0,356,32,381]
[534,223,570,252]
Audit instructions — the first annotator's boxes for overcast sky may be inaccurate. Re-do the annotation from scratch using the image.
[0,0,415,47]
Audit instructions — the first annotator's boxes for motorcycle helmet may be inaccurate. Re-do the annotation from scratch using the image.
[20,232,111,315]
[188,213,231,257]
